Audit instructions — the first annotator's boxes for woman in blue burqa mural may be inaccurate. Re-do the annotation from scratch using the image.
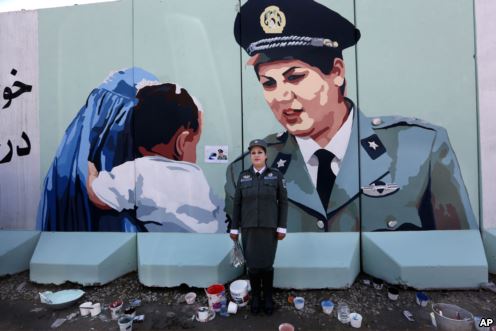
[37,68,224,232]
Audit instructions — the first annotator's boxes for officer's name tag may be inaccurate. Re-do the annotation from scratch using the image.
[361,183,399,197]
[264,173,277,180]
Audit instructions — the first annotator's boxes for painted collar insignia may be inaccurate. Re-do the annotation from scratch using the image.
[360,134,386,160]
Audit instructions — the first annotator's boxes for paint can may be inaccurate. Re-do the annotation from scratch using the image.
[229,280,249,307]
[117,315,133,331]
[206,284,226,312]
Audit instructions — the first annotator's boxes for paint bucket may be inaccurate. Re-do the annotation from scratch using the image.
[387,287,399,301]
[206,284,226,312]
[117,315,133,331]
[350,312,363,328]
[185,292,197,305]
[432,303,474,331]
[416,291,430,307]
[229,280,249,307]
[321,300,334,315]
[293,297,305,310]
[279,323,295,331]
[110,300,123,320]
[79,302,93,316]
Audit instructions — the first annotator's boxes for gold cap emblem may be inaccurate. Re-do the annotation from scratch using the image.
[260,5,286,34]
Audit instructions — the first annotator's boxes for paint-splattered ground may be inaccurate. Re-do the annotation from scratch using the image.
[0,272,495,331]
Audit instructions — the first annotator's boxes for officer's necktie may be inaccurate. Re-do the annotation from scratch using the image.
[314,149,336,211]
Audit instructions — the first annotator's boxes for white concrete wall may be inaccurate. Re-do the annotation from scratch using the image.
[476,0,496,229]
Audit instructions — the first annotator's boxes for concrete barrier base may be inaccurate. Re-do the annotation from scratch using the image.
[274,233,360,289]
[30,232,136,285]
[138,233,243,288]
[482,228,496,274]
[362,230,488,289]
[0,230,40,276]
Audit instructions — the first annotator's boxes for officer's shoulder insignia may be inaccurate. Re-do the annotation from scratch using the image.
[260,5,286,34]
[372,115,438,132]
[360,134,386,160]
[271,153,291,174]
[362,180,399,197]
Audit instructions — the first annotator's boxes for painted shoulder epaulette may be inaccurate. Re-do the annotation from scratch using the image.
[369,115,440,132]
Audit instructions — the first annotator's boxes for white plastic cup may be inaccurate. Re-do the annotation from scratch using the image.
[279,323,295,331]
[118,315,133,331]
[293,297,305,310]
[321,300,334,315]
[227,301,238,314]
[90,303,101,317]
[350,312,363,328]
[185,292,197,305]
[197,307,209,322]
[79,302,93,317]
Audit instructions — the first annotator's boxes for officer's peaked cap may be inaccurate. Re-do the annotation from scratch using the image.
[234,0,360,57]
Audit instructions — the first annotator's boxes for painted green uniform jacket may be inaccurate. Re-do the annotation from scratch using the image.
[231,167,288,230]
[225,108,477,232]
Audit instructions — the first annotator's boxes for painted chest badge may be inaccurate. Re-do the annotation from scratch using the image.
[362,182,399,197]
[260,5,286,34]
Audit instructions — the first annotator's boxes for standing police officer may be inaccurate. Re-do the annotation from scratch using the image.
[230,139,288,315]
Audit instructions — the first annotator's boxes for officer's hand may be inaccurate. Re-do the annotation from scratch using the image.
[277,232,286,240]
[230,233,239,241]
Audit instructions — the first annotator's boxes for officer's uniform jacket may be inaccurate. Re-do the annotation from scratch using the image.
[225,108,477,232]
[231,167,288,230]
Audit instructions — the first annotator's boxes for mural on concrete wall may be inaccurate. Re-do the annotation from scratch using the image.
[225,0,477,232]
[0,0,478,234]
[37,68,225,232]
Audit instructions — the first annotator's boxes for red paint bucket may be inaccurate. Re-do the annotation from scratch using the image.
[205,284,226,312]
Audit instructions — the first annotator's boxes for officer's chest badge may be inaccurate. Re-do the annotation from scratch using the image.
[241,174,252,182]
[260,6,286,34]
[264,172,277,180]
[362,181,399,197]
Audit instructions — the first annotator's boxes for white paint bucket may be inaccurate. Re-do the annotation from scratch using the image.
[118,315,133,331]
[229,280,249,307]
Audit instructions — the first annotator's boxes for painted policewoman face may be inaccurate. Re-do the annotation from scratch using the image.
[257,59,343,137]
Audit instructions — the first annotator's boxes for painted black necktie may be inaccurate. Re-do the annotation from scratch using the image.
[314,149,336,211]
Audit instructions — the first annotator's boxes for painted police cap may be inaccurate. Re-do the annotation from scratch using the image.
[248,139,268,151]
[234,0,360,57]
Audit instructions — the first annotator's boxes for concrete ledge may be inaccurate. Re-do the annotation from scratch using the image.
[482,228,496,274]
[274,233,360,289]
[362,230,488,289]
[138,233,243,287]
[0,231,41,276]
[30,232,136,285]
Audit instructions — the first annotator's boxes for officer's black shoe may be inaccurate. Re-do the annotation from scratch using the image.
[250,295,261,315]
[263,300,274,315]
